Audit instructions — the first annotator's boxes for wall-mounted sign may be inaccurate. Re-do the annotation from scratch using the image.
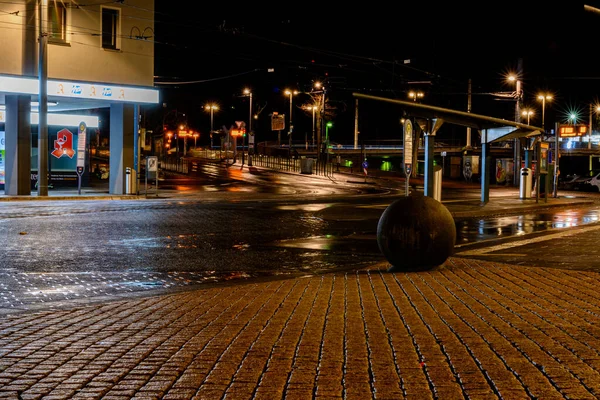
[0,75,159,104]
[77,122,87,168]
[271,113,285,131]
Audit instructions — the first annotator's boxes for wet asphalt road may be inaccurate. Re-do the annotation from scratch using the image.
[3,169,600,314]
[0,196,387,313]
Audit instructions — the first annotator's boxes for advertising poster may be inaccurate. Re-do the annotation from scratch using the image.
[31,127,84,187]
[0,131,4,186]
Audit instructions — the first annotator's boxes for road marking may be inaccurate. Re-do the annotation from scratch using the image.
[458,223,600,256]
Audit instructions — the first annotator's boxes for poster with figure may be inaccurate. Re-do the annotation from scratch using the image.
[463,155,479,182]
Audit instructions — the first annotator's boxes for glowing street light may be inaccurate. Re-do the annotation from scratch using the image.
[284,89,298,156]
[243,88,253,166]
[193,132,199,148]
[205,104,218,149]
[537,93,552,132]
[521,109,534,125]
[408,91,424,102]
[305,105,317,149]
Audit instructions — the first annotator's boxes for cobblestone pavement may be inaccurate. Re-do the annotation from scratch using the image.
[3,257,600,399]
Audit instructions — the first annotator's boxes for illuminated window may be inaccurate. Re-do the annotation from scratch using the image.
[47,2,67,43]
[102,7,120,50]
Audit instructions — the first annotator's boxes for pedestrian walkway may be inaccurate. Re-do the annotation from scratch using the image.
[2,257,600,399]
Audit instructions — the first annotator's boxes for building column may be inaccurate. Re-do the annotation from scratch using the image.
[424,133,435,197]
[480,129,490,204]
[4,95,32,195]
[109,103,135,195]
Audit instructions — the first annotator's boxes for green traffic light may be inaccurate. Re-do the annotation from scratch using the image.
[326,121,333,127]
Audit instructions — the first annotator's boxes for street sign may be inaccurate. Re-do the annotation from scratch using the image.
[271,113,285,131]
[403,119,413,177]
[76,121,86,168]
[147,156,158,172]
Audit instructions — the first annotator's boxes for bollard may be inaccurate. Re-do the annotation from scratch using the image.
[377,191,456,272]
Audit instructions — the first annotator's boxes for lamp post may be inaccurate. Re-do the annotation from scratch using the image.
[508,73,523,186]
[537,94,552,132]
[284,89,298,157]
[309,105,316,149]
[408,91,424,102]
[522,109,534,125]
[205,104,218,149]
[243,88,253,166]
[314,81,326,163]
[325,121,333,164]
[589,104,600,149]
[193,132,199,148]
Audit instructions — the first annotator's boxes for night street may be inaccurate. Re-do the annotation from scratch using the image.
[2,168,600,314]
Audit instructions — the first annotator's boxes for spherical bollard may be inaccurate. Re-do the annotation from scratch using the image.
[377,192,456,272]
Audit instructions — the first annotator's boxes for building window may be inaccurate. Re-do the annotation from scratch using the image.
[102,8,119,50]
[47,2,67,42]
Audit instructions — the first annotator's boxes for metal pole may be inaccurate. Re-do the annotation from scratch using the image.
[354,98,359,149]
[513,76,522,187]
[38,0,49,196]
[210,108,214,150]
[321,90,326,162]
[312,107,315,148]
[589,104,593,150]
[541,98,546,132]
[466,78,472,148]
[248,93,253,166]
[288,93,292,157]
[553,121,559,198]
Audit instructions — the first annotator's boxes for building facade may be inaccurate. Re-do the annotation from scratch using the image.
[0,0,159,195]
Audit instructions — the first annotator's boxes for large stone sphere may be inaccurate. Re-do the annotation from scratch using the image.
[377,192,456,271]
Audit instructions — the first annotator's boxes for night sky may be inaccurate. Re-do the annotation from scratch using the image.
[150,1,600,145]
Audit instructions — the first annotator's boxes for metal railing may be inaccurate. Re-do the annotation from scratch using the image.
[161,151,336,177]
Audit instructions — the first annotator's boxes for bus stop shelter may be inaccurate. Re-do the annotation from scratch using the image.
[353,93,544,204]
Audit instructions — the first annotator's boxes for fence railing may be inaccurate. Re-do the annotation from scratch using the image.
[161,151,336,177]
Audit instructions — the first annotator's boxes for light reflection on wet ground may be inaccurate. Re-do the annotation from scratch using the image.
[0,270,289,312]
[455,207,600,243]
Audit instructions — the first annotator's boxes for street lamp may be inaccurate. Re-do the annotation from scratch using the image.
[408,91,424,102]
[314,81,327,162]
[325,121,333,164]
[205,104,218,149]
[193,132,199,148]
[306,105,317,149]
[522,109,534,125]
[589,104,600,149]
[284,89,298,157]
[243,88,253,166]
[507,72,524,187]
[537,93,553,132]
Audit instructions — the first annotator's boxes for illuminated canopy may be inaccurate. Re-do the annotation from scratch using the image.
[0,74,160,113]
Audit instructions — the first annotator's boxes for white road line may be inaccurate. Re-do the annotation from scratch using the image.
[458,224,600,256]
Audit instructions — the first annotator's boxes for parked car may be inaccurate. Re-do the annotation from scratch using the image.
[558,173,581,190]
[572,170,600,192]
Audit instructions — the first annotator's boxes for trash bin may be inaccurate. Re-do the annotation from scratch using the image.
[519,168,532,199]
[300,158,314,174]
[433,165,442,202]
[125,167,137,194]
